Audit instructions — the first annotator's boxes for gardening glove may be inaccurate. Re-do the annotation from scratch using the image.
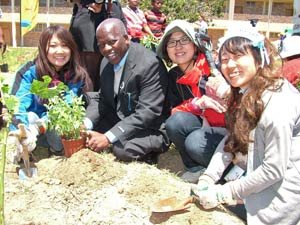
[196,183,237,209]
[20,129,37,152]
[35,119,47,135]
[190,174,215,198]
[197,174,215,191]
[206,75,230,100]
[6,135,23,164]
[8,126,37,151]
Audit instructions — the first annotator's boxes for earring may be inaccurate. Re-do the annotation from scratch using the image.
[166,59,173,68]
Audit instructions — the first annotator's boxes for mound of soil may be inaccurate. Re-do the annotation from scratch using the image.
[4,148,245,225]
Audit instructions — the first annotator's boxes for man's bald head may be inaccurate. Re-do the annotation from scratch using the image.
[96,18,127,38]
[96,18,130,65]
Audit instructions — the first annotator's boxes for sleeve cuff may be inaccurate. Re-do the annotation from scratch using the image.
[83,117,93,130]
[104,130,118,144]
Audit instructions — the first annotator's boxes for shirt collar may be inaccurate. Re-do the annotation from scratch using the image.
[114,50,129,72]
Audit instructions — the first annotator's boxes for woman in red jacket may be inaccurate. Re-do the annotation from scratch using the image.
[157,20,228,183]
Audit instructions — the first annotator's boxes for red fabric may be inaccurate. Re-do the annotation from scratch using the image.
[144,9,167,38]
[172,54,225,127]
[282,58,300,86]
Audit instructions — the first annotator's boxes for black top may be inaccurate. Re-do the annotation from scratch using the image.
[70,0,126,52]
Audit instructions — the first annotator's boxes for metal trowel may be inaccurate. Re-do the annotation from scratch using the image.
[151,196,196,213]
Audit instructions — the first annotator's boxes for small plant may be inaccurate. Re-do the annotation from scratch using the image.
[141,35,159,51]
[30,75,86,140]
[46,93,85,140]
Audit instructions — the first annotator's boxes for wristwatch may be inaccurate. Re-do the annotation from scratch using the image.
[95,0,104,4]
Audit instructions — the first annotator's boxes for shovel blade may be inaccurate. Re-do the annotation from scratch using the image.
[18,167,38,180]
[151,196,193,213]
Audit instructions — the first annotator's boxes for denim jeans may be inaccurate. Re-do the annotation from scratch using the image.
[166,112,227,171]
[28,112,63,152]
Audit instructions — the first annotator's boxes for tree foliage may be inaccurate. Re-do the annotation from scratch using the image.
[120,0,225,22]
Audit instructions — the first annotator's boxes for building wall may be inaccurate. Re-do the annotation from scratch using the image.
[0,0,295,47]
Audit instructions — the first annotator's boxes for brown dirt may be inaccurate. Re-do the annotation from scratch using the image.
[4,146,245,225]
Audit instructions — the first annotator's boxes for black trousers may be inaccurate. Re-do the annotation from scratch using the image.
[95,118,169,162]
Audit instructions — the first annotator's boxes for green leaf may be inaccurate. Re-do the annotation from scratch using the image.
[30,75,68,99]
[3,95,19,114]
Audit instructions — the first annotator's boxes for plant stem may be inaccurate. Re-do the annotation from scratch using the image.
[0,127,8,225]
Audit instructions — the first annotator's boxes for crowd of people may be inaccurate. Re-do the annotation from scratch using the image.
[2,0,300,224]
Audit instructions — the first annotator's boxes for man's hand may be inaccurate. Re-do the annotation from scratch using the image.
[196,184,237,209]
[86,131,110,152]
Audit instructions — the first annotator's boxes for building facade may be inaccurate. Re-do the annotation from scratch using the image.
[0,0,295,48]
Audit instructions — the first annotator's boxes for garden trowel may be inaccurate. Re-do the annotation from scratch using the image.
[151,196,196,213]
[17,124,37,180]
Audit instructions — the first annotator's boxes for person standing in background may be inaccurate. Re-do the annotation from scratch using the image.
[0,26,5,51]
[144,0,167,39]
[69,0,126,91]
[122,0,155,43]
[198,14,208,34]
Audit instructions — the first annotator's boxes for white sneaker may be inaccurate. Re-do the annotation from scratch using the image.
[180,168,206,183]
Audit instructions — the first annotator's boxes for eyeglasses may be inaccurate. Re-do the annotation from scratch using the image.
[166,36,191,48]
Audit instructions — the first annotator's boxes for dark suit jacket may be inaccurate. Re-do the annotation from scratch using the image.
[86,43,169,144]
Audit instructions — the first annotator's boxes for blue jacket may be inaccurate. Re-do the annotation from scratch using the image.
[10,64,84,130]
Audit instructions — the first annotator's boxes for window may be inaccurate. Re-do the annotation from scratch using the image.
[246,1,256,8]
[32,23,47,32]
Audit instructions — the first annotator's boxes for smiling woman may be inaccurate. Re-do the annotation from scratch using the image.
[156,19,227,183]
[7,25,92,158]
[193,26,300,225]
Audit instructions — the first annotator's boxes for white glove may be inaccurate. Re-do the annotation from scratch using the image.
[191,174,215,197]
[6,135,23,164]
[20,129,37,152]
[197,183,237,209]
[8,128,37,152]
[206,75,230,100]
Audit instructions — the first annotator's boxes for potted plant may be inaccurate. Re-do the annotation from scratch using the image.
[30,75,86,157]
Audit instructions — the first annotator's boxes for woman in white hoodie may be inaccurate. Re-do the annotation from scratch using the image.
[193,25,300,225]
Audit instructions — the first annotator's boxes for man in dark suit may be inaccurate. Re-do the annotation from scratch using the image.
[84,18,169,164]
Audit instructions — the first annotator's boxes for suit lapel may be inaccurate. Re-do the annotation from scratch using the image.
[119,44,136,92]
